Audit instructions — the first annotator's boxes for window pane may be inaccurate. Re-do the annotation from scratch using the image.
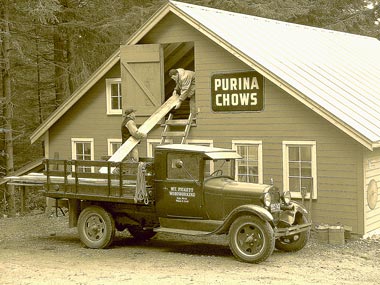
[111,142,121,154]
[289,177,300,193]
[111,96,120,110]
[301,178,312,194]
[247,146,258,160]
[289,162,300,176]
[300,146,311,161]
[289,147,299,161]
[76,143,83,155]
[301,162,312,177]
[111,84,119,96]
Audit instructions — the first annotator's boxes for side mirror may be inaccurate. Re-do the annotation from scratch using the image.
[172,159,183,169]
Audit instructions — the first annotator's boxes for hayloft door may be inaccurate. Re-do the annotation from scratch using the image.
[120,44,164,117]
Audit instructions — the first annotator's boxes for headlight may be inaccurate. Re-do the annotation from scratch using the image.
[263,192,272,207]
[282,191,291,205]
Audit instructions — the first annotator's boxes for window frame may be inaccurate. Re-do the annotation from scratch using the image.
[71,138,95,172]
[147,139,173,158]
[187,139,214,174]
[106,78,122,115]
[282,141,317,199]
[232,140,263,184]
[107,138,122,156]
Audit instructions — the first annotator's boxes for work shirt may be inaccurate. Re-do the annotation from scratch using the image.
[174,68,195,101]
[121,117,132,143]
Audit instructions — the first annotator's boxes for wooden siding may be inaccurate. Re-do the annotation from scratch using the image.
[48,64,132,159]
[364,148,380,234]
[141,13,366,233]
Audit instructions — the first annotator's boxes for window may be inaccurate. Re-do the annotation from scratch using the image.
[232,141,263,184]
[71,138,94,173]
[283,141,317,199]
[147,139,173,158]
[107,139,122,156]
[167,153,200,180]
[187,140,214,176]
[106,78,122,115]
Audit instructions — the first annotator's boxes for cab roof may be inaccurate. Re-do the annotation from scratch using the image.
[155,144,242,160]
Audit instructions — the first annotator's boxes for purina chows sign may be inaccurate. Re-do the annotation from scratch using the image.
[211,70,264,112]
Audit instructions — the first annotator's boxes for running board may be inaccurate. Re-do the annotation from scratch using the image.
[153,227,212,236]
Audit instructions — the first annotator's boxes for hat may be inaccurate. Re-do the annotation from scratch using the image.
[124,108,136,116]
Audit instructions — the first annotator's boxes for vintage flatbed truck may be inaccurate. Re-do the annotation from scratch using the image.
[10,144,311,264]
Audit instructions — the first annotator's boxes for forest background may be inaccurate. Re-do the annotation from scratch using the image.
[0,0,379,215]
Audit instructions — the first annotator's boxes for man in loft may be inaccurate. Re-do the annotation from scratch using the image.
[169,68,196,115]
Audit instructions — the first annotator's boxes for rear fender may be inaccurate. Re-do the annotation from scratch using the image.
[214,204,273,234]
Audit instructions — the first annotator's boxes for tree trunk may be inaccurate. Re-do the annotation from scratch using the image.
[53,27,67,107]
[0,0,16,216]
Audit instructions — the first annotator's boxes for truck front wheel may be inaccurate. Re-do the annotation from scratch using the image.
[78,206,115,249]
[229,215,274,264]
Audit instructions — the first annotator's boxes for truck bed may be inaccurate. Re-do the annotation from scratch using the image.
[8,159,155,204]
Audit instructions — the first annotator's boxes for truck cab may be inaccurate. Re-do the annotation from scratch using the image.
[150,144,311,263]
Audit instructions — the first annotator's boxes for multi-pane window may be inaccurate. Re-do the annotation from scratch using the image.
[283,141,317,199]
[106,78,122,114]
[107,139,122,156]
[232,141,262,184]
[71,138,94,173]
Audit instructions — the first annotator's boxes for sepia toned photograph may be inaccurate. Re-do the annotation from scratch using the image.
[1,1,379,284]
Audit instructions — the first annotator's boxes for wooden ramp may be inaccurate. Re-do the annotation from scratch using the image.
[99,94,180,173]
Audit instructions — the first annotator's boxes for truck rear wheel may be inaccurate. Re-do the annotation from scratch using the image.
[275,214,309,252]
[229,215,274,264]
[78,205,115,249]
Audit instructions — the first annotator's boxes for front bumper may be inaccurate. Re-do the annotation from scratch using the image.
[274,223,311,238]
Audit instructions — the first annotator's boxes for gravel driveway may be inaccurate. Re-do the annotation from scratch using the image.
[0,213,379,285]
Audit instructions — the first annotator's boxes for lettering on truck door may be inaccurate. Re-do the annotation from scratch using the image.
[157,153,204,218]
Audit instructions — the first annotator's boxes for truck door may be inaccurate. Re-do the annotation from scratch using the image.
[156,152,205,218]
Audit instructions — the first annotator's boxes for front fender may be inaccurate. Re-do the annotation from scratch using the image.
[214,204,273,234]
[291,201,310,221]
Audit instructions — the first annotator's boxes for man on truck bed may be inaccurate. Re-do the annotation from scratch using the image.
[169,68,196,114]
[121,108,146,161]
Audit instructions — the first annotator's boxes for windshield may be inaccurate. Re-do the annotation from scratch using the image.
[205,159,234,178]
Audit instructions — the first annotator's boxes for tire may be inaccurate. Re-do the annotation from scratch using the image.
[127,226,157,241]
[78,205,115,249]
[275,214,310,252]
[229,215,274,264]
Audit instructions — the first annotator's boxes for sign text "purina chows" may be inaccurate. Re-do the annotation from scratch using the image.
[211,70,264,112]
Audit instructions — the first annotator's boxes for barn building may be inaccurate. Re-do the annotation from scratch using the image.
[30,1,380,236]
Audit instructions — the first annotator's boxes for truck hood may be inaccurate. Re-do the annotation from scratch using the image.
[204,177,271,196]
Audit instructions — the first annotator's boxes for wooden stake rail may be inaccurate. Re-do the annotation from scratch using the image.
[8,159,154,204]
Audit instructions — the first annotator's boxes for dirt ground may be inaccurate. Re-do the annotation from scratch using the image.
[0,212,379,285]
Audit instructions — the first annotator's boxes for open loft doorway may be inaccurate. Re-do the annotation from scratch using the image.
[163,42,194,120]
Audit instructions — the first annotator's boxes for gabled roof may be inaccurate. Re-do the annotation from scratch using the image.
[31,1,380,150]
